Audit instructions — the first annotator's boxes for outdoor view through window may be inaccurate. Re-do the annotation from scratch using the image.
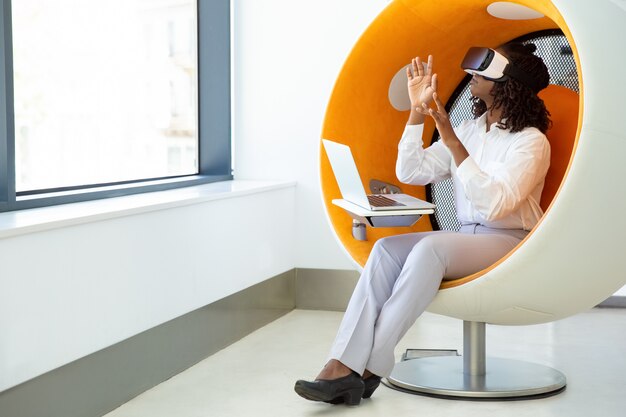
[12,0,198,192]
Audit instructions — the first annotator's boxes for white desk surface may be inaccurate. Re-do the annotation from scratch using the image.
[332,199,435,217]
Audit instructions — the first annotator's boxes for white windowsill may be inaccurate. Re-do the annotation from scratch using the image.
[0,180,297,240]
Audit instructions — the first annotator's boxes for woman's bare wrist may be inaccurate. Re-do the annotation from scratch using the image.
[407,108,425,125]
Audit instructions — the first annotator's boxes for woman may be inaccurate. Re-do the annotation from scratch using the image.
[295,43,551,406]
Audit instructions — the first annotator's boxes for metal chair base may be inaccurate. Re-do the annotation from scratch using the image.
[387,321,567,399]
[387,355,566,399]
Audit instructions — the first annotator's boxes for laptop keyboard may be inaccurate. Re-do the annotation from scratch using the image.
[367,195,406,207]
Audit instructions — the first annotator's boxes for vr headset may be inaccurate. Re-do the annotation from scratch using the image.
[461,47,540,91]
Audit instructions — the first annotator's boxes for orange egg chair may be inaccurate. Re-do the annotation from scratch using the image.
[320,0,626,398]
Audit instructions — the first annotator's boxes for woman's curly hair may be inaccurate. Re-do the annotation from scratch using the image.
[472,43,552,133]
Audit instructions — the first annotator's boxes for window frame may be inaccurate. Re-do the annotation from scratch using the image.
[0,0,232,213]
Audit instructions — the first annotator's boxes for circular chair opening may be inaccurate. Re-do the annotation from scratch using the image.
[320,0,582,278]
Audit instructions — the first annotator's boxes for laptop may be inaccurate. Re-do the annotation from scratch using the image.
[322,139,436,212]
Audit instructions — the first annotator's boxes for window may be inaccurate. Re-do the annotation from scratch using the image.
[0,0,231,212]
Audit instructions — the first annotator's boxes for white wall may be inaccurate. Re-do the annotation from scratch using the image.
[232,0,390,269]
[0,186,296,392]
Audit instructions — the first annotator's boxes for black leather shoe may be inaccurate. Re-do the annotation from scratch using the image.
[362,375,382,398]
[326,374,382,404]
[294,372,365,406]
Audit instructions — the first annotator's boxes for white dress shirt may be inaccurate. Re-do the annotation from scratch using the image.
[395,114,551,230]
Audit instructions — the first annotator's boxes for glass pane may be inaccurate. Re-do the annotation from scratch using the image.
[12,0,198,192]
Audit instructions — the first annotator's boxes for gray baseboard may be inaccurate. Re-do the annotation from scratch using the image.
[598,296,626,308]
[0,270,296,417]
[295,269,626,312]
[295,268,358,311]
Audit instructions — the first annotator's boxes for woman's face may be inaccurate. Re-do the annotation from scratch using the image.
[469,74,496,103]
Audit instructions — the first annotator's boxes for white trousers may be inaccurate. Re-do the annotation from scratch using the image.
[328,225,527,378]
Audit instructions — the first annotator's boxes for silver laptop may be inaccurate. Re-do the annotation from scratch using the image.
[322,139,436,212]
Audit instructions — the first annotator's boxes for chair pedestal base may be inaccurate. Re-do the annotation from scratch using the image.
[387,356,566,399]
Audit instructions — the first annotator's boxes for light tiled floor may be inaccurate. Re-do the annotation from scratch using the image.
[104,308,626,417]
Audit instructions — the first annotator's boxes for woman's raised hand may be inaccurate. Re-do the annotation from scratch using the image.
[419,92,453,141]
[407,55,437,108]
[418,92,469,166]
